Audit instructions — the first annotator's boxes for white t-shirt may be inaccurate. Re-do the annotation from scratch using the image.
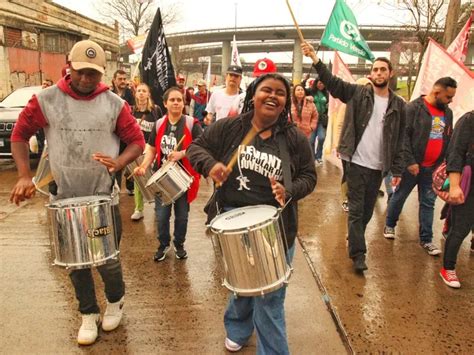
[351,94,389,171]
[205,89,245,121]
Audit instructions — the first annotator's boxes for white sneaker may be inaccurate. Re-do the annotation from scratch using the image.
[130,210,144,221]
[102,296,124,331]
[421,242,442,256]
[77,313,100,345]
[225,337,242,352]
[383,226,395,239]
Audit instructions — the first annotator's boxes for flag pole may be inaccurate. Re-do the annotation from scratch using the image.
[131,58,142,81]
[285,0,305,44]
[286,0,315,79]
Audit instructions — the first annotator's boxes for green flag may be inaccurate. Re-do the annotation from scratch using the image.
[321,0,375,61]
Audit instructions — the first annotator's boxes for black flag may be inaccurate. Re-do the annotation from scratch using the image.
[141,8,176,111]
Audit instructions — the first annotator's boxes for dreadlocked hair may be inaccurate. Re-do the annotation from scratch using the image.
[242,73,293,128]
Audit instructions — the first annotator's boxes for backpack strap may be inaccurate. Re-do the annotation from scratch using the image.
[155,116,166,133]
[183,114,195,133]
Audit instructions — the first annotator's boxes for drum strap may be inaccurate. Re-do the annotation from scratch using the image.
[277,132,292,192]
[277,132,293,253]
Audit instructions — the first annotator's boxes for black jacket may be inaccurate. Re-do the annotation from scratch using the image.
[403,96,453,168]
[313,60,406,176]
[187,111,317,248]
[447,111,474,175]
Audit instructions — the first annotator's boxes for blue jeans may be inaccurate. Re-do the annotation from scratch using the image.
[224,245,295,355]
[69,205,125,314]
[154,193,189,247]
[385,166,436,243]
[309,129,317,159]
[384,171,394,196]
[314,124,326,160]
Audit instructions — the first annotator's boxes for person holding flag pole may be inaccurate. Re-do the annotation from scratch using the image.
[288,0,406,272]
[301,40,406,273]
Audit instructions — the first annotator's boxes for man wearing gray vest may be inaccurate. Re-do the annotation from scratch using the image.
[10,40,145,345]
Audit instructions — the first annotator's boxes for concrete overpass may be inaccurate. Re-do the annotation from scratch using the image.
[121,24,473,82]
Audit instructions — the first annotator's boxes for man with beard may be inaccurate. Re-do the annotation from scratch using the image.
[302,42,406,272]
[112,69,136,195]
[112,69,135,106]
[384,78,456,256]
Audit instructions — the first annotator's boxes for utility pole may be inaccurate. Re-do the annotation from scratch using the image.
[443,0,461,47]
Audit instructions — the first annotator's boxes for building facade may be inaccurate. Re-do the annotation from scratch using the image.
[0,0,120,99]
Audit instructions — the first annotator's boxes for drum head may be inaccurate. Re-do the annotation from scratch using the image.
[146,161,174,187]
[211,205,278,231]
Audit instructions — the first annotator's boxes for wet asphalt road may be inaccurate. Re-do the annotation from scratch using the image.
[1,157,472,354]
[299,157,473,353]
[0,159,344,354]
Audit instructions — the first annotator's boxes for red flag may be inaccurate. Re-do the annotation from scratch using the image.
[411,38,474,122]
[327,51,355,154]
[328,51,355,120]
[446,12,473,63]
[127,34,147,55]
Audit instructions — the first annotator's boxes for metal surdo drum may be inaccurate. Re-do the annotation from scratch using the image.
[145,160,193,206]
[47,195,118,269]
[125,155,155,203]
[208,205,292,296]
[32,146,54,196]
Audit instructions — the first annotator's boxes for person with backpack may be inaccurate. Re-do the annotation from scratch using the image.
[133,87,203,261]
[130,83,162,221]
[383,78,457,257]
[439,111,474,288]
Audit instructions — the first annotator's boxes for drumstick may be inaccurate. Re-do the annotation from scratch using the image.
[174,135,186,152]
[285,0,306,43]
[226,126,257,171]
[34,173,54,190]
[216,126,257,188]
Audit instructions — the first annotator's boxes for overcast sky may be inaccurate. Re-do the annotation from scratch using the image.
[53,0,410,32]
[55,0,453,67]
[52,0,413,63]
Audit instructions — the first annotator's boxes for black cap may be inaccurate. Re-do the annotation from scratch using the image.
[226,65,243,76]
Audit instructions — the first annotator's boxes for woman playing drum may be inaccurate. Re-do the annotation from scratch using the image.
[133,87,202,261]
[187,73,317,354]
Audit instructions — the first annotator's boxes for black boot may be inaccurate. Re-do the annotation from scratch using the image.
[353,254,368,272]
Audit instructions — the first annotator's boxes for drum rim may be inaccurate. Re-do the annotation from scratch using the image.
[222,267,292,296]
[209,205,279,233]
[145,160,180,187]
[47,195,112,209]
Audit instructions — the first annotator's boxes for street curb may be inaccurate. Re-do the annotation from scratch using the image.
[297,236,354,355]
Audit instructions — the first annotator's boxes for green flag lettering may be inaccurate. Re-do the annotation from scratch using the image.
[321,0,375,62]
